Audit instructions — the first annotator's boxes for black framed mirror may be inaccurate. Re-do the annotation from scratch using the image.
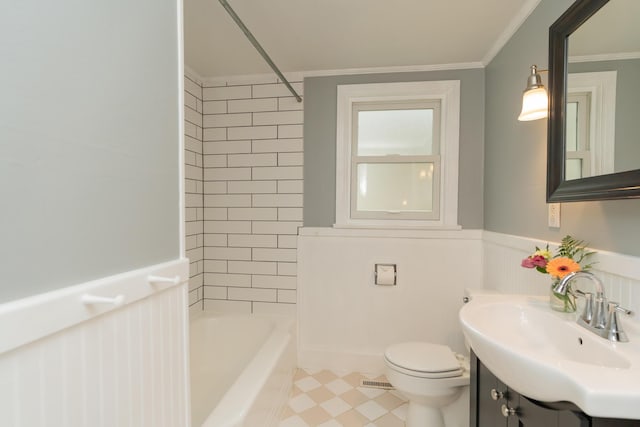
[547,0,640,202]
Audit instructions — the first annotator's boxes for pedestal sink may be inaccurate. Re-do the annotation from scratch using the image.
[459,293,640,419]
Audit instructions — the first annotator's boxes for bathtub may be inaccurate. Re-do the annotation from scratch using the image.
[189,311,296,427]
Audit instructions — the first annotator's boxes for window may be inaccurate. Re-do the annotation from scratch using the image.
[352,101,441,221]
[565,92,592,180]
[566,71,616,179]
[335,81,460,229]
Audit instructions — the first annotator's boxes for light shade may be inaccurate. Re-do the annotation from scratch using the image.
[518,65,548,121]
[519,87,548,121]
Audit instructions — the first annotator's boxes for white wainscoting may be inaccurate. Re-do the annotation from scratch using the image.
[298,229,640,374]
[297,227,483,373]
[483,232,640,318]
[0,259,190,427]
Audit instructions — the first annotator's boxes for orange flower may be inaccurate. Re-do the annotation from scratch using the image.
[546,257,581,279]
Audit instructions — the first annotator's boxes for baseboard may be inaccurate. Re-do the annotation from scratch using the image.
[298,348,386,375]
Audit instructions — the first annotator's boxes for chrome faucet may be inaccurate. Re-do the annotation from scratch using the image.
[553,271,633,342]
[554,271,607,328]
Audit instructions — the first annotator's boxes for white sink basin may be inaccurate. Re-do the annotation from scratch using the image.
[459,293,640,419]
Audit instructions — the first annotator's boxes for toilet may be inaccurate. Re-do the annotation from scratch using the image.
[384,341,469,427]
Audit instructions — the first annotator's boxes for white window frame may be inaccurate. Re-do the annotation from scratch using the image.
[350,100,442,221]
[567,71,617,176]
[565,92,592,179]
[335,81,460,229]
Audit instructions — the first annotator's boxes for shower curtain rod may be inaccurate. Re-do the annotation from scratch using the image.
[218,0,302,103]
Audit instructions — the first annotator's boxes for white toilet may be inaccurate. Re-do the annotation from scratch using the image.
[384,341,469,427]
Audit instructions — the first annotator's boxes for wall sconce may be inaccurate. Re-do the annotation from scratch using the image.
[518,65,548,121]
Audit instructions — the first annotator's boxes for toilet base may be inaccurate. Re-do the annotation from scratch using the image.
[406,401,445,427]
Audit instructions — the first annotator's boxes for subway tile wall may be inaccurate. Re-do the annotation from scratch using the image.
[184,74,204,307]
[201,77,303,315]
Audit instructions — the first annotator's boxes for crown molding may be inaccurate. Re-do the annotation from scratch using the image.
[482,0,543,66]
[193,62,484,87]
[301,62,484,78]
[569,51,640,63]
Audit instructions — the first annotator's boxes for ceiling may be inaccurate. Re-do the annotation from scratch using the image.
[569,0,640,57]
[184,0,538,79]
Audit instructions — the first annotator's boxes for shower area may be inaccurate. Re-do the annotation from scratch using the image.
[182,66,304,316]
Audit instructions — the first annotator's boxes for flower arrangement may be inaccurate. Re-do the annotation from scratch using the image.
[521,235,595,312]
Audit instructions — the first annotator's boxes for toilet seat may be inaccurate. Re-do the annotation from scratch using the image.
[384,342,464,379]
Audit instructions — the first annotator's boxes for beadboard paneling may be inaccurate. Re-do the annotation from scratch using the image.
[0,274,190,427]
[483,231,640,317]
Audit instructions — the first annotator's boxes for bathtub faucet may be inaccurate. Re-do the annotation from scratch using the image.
[553,271,633,342]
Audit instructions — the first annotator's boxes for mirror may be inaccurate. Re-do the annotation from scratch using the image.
[547,0,640,201]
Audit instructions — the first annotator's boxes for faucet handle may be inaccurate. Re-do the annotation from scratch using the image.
[605,302,633,342]
[577,291,594,325]
[612,303,634,317]
[592,295,608,329]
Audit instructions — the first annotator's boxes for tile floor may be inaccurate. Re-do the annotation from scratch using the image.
[279,369,408,427]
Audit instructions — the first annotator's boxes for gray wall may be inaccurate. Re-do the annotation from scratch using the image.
[304,70,485,228]
[569,59,640,173]
[484,0,640,256]
[0,0,181,303]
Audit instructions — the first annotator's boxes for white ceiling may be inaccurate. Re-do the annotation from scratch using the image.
[569,0,640,58]
[184,0,539,79]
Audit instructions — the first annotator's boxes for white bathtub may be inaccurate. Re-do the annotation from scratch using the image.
[189,311,296,427]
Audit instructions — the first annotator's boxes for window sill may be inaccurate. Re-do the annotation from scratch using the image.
[298,226,481,240]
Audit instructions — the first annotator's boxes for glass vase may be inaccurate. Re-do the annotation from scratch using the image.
[549,280,577,313]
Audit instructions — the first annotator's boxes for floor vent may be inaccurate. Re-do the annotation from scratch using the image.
[360,379,394,390]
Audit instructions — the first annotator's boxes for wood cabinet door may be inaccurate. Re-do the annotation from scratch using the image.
[471,351,640,427]
[475,354,507,427]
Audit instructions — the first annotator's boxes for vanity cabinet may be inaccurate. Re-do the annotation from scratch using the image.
[470,351,640,427]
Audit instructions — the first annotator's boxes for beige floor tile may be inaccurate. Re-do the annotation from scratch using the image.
[314,369,340,384]
[281,403,296,420]
[374,391,405,411]
[325,378,353,396]
[372,412,405,427]
[339,388,369,407]
[389,389,406,400]
[342,372,364,387]
[299,405,333,425]
[294,368,309,381]
[290,385,303,397]
[357,386,386,399]
[282,370,408,426]
[335,409,370,426]
[360,372,379,380]
[279,414,311,427]
[308,385,335,404]
[372,374,389,383]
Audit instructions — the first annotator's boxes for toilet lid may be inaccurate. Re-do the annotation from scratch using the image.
[384,342,463,378]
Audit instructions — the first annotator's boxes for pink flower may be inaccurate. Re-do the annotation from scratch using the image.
[530,255,548,268]
[521,257,536,268]
[521,255,548,269]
